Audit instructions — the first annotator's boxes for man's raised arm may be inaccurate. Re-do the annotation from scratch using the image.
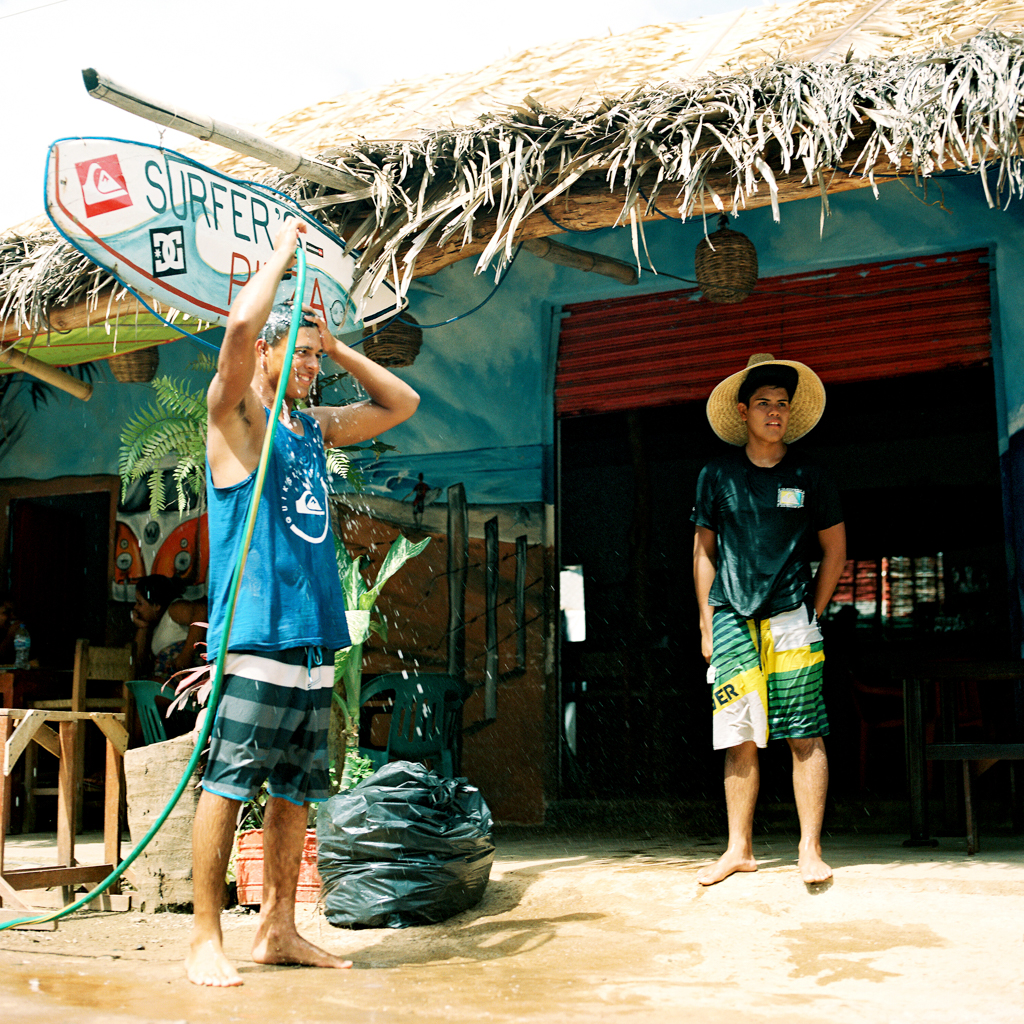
[207,218,306,424]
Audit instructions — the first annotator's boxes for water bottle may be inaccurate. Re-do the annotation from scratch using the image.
[13,624,30,669]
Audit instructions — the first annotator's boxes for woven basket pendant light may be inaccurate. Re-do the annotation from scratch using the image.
[362,313,423,367]
[694,214,758,304]
[108,347,159,382]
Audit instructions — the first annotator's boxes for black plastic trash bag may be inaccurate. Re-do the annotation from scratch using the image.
[317,760,495,928]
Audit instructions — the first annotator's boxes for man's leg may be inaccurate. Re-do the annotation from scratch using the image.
[186,790,243,986]
[789,736,831,883]
[697,740,760,885]
[251,796,352,970]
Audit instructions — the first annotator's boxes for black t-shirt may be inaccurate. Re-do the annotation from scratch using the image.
[692,447,844,619]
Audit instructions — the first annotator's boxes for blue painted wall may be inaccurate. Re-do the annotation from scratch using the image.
[5,174,1024,632]
[342,173,1024,503]
[0,334,217,480]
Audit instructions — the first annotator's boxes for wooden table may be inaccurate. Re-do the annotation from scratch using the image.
[0,668,73,710]
[903,659,1024,851]
[0,708,128,916]
[0,669,73,833]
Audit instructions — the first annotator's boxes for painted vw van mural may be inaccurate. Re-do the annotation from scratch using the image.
[113,466,207,602]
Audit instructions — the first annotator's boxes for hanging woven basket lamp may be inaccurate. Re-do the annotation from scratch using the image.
[362,313,423,368]
[108,346,159,383]
[694,214,759,304]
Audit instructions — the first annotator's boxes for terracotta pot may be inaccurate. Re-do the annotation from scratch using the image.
[235,828,322,905]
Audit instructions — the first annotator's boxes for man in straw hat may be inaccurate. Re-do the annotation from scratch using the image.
[692,353,846,885]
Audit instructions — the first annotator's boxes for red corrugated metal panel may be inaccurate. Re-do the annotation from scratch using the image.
[555,249,991,418]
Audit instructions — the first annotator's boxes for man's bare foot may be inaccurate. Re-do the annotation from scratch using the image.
[798,844,832,884]
[186,936,243,987]
[696,850,758,886]
[252,925,353,970]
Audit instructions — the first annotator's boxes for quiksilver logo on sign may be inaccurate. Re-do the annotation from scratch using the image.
[75,155,133,218]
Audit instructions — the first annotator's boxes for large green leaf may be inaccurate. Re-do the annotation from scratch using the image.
[360,534,431,610]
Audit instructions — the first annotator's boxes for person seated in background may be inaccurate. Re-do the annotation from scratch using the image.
[131,575,207,681]
[0,596,21,664]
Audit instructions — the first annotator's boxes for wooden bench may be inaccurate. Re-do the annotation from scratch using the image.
[0,708,128,918]
[903,660,1024,854]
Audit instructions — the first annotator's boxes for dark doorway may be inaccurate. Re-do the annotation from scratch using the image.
[7,490,112,666]
[558,364,1008,802]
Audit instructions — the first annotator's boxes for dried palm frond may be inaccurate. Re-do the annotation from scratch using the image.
[4,32,1024,328]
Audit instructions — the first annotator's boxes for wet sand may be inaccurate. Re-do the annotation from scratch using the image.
[1,830,1022,1023]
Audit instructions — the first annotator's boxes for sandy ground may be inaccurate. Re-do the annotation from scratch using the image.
[1,828,1022,1023]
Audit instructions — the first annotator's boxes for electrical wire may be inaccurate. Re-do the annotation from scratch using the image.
[0,245,309,932]
[398,245,523,329]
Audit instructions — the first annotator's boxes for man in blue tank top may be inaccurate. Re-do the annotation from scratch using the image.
[187,218,419,987]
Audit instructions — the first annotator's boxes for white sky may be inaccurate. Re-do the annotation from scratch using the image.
[0,0,760,230]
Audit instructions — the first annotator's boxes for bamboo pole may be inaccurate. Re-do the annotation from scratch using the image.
[82,69,374,200]
[521,236,638,285]
[0,347,93,401]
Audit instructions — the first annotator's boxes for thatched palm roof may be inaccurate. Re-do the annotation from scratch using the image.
[3,0,1024,364]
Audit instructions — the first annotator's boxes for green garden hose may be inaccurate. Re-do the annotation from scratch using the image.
[0,242,310,931]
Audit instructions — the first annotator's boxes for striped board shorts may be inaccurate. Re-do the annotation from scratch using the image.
[201,647,334,806]
[708,604,828,750]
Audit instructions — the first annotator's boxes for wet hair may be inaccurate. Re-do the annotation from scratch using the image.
[258,302,318,347]
[738,363,799,407]
[135,575,184,611]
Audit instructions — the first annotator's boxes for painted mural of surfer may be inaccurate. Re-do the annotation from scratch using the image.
[187,217,419,987]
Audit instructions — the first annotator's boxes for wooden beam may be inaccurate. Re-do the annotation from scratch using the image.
[94,718,129,756]
[83,68,373,199]
[0,710,127,722]
[4,709,47,776]
[521,237,638,284]
[0,346,93,401]
[31,723,60,759]
[57,721,76,867]
[401,159,887,278]
[2,864,113,889]
[0,875,36,912]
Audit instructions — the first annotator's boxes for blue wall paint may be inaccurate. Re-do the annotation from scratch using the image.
[336,173,1024,505]
[0,336,216,481]
[6,172,1024,510]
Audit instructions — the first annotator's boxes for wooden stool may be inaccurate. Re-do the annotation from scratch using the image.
[0,708,128,918]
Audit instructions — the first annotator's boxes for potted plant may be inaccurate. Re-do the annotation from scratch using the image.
[330,531,431,771]
[232,750,377,906]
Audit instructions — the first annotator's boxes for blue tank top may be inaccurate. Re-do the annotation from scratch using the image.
[205,408,351,656]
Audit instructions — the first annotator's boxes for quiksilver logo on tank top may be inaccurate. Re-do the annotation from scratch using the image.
[281,475,330,544]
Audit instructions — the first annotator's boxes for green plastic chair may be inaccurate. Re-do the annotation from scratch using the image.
[357,673,466,777]
[126,679,173,745]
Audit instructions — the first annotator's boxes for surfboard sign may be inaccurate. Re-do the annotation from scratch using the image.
[45,137,400,332]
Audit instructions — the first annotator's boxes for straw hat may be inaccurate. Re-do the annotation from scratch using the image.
[706,353,826,445]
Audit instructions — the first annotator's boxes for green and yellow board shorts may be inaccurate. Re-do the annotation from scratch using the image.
[708,604,828,750]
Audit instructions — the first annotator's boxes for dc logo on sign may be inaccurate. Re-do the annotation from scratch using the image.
[150,227,186,278]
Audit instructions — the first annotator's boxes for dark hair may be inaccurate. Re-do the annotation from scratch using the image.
[135,575,184,610]
[738,363,799,407]
[258,302,318,347]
